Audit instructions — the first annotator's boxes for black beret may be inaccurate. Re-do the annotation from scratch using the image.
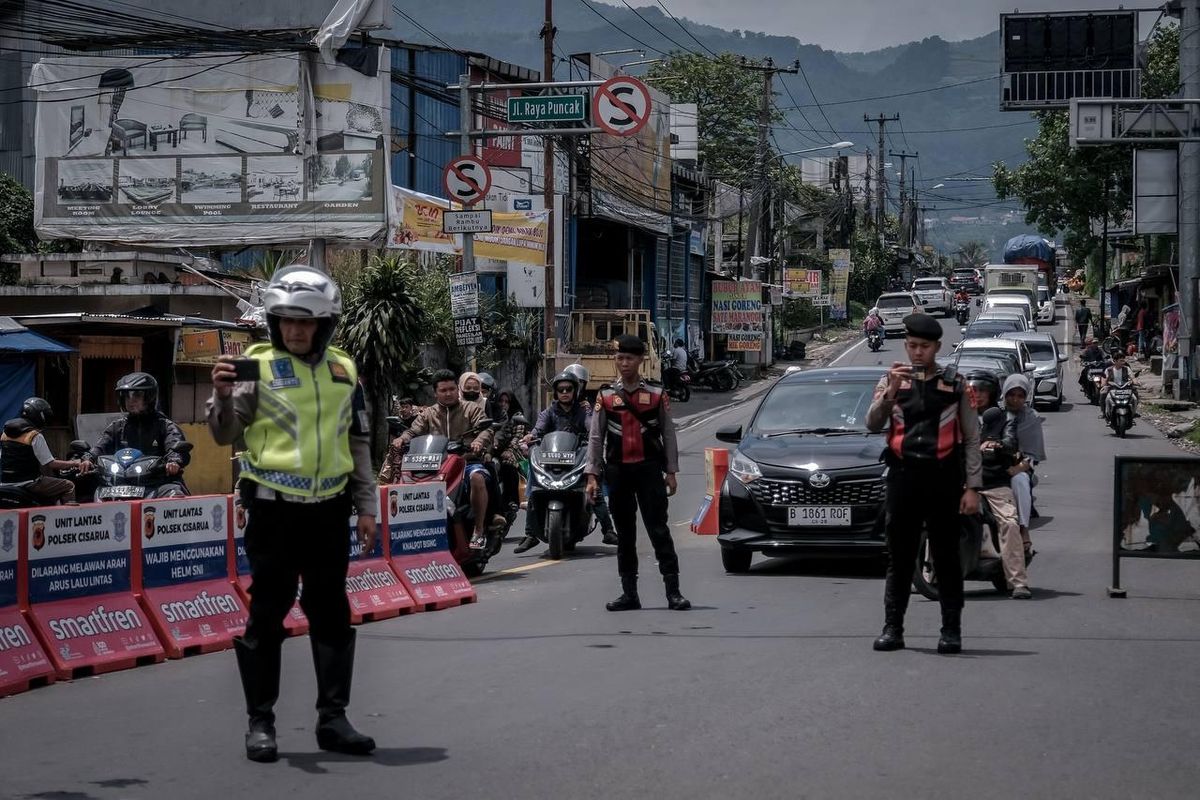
[615,334,645,355]
[903,313,942,341]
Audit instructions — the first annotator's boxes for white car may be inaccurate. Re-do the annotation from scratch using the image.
[911,277,953,317]
[874,292,925,335]
[954,337,1037,379]
[983,293,1036,327]
[1036,286,1055,324]
[1001,331,1066,410]
[976,309,1030,331]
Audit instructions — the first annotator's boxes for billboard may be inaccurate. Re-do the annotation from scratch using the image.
[82,2,389,33]
[828,249,851,321]
[711,280,763,335]
[33,52,389,245]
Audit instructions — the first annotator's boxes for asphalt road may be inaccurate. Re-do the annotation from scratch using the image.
[2,305,1199,799]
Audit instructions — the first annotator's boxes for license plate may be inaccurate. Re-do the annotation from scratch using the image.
[402,454,442,471]
[102,485,145,499]
[787,506,852,527]
[539,451,576,465]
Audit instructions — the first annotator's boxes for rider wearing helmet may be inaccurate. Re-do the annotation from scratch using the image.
[563,363,590,398]
[208,264,376,762]
[964,370,1001,412]
[514,369,618,553]
[86,372,190,495]
[1,397,90,504]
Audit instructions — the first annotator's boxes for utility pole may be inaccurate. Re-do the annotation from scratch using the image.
[863,149,872,226]
[741,58,799,280]
[458,73,475,275]
[865,114,899,230]
[888,150,918,247]
[540,0,556,398]
[1180,0,1200,398]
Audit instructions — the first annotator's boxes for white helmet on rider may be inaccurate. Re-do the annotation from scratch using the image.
[262,264,341,358]
[563,363,590,394]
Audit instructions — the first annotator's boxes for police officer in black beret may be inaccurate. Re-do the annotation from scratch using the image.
[585,334,690,611]
[865,313,982,654]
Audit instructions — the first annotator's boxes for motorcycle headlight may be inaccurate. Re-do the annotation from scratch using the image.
[729,452,762,485]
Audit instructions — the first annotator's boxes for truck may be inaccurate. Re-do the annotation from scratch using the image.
[552,310,662,398]
[1002,234,1056,290]
[983,264,1040,319]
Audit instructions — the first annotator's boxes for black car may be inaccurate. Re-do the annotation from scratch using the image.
[950,268,982,295]
[715,367,888,573]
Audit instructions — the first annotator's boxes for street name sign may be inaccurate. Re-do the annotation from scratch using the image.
[443,210,493,234]
[507,94,586,123]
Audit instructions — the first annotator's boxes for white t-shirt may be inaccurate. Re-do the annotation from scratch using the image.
[30,432,54,465]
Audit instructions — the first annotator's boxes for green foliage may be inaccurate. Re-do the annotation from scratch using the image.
[1142,23,1180,99]
[956,241,989,268]
[647,52,777,182]
[0,174,37,257]
[848,229,892,307]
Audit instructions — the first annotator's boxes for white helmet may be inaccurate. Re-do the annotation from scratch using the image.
[563,363,590,392]
[263,265,341,356]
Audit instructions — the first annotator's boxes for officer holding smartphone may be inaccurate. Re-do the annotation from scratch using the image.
[207,265,377,763]
[865,314,981,655]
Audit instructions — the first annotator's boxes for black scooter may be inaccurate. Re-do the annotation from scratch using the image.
[525,430,593,559]
[1081,359,1108,405]
[687,352,738,393]
[1104,380,1136,438]
[867,329,883,352]
[954,300,970,324]
[911,500,1033,599]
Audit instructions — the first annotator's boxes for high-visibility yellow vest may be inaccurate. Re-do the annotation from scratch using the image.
[239,342,357,498]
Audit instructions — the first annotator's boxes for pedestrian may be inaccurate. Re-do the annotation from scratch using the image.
[1073,299,1093,344]
[586,334,690,611]
[1134,301,1149,357]
[208,265,376,763]
[866,314,982,654]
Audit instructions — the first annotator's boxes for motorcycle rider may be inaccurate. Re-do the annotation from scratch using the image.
[514,370,618,554]
[1002,374,1044,555]
[866,314,981,655]
[967,373,1032,599]
[208,264,376,762]
[0,397,92,505]
[672,339,689,373]
[398,369,497,549]
[85,372,190,496]
[1101,350,1139,422]
[954,287,971,306]
[864,308,883,339]
[477,372,505,423]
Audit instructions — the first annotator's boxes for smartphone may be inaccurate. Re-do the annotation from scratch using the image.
[229,359,261,382]
[910,363,926,382]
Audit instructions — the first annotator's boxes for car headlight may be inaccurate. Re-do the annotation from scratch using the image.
[728,452,762,485]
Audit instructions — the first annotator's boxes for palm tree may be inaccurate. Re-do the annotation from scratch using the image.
[957,241,989,268]
[335,253,425,462]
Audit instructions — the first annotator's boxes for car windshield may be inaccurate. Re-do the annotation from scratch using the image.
[1021,340,1055,362]
[876,296,912,309]
[750,380,877,434]
[1038,288,1049,303]
[914,280,942,289]
[964,321,1019,337]
[953,270,976,278]
[954,356,1015,376]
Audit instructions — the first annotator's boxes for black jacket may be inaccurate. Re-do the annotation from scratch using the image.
[979,407,1020,489]
[87,412,190,468]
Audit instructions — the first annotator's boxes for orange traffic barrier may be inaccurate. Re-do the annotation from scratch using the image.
[690,448,729,535]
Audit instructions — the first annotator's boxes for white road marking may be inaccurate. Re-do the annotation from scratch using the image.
[829,336,868,366]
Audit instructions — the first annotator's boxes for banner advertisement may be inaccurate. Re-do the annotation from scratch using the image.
[33,52,389,245]
[139,497,246,658]
[345,510,414,623]
[828,249,852,321]
[24,504,164,676]
[175,327,256,366]
[385,483,476,609]
[454,317,484,347]
[726,333,764,352]
[711,280,764,335]
[0,511,55,697]
[230,496,308,635]
[449,272,479,319]
[388,184,549,262]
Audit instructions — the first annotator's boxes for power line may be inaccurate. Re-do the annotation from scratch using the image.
[652,0,720,58]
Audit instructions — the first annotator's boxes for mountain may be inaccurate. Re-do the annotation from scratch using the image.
[391,1,1039,256]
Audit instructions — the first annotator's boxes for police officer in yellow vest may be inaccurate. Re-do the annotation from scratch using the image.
[208,265,376,763]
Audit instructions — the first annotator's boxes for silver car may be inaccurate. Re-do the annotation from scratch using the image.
[1000,331,1067,411]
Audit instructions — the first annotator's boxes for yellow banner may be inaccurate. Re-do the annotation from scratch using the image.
[388,184,548,263]
[474,211,549,262]
[389,185,458,254]
[175,327,256,366]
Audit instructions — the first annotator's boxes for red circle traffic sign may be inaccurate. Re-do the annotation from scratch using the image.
[442,156,492,206]
[592,76,652,137]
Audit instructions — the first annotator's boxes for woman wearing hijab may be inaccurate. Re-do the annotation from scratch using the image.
[1002,374,1045,556]
[458,371,483,406]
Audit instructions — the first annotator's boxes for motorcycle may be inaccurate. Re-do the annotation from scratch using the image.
[687,352,739,393]
[94,442,193,501]
[1105,380,1136,438]
[0,439,97,509]
[526,430,593,560]
[662,366,691,403]
[954,300,970,324]
[867,328,883,352]
[912,500,1033,599]
[1081,359,1108,405]
[399,421,505,578]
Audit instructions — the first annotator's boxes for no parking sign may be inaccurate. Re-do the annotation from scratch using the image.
[592,76,652,137]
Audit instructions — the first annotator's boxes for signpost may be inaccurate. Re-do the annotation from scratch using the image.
[443,210,493,234]
[453,317,484,346]
[507,94,586,123]
[449,273,479,319]
[442,156,492,207]
[592,76,653,137]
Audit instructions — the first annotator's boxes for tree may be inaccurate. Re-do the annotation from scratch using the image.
[956,241,989,268]
[334,155,352,179]
[1,174,37,284]
[647,53,776,181]
[334,253,426,462]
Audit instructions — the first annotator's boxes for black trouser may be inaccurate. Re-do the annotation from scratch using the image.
[605,461,679,576]
[241,485,353,650]
[882,460,964,627]
[1076,322,1089,342]
[499,462,521,509]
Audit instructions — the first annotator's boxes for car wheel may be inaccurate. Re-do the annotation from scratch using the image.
[1048,394,1062,411]
[720,547,753,574]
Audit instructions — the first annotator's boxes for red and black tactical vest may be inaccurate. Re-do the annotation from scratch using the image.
[887,370,965,464]
[599,385,666,467]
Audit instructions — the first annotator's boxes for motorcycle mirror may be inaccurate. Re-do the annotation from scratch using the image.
[172,442,195,454]
[1058,355,1068,363]
[715,424,742,444]
[69,439,89,452]
[960,327,967,335]
[1024,362,1037,373]
[446,441,466,456]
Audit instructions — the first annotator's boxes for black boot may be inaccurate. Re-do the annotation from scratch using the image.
[664,574,691,610]
[601,528,619,546]
[311,630,376,755]
[937,608,962,655]
[234,636,280,763]
[514,536,539,554]
[873,624,905,652]
[606,574,641,611]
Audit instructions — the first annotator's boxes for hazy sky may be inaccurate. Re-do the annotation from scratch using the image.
[630,1,1153,52]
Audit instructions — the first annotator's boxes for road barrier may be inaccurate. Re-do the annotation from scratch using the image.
[24,503,165,679]
[0,510,55,697]
[345,503,415,623]
[384,482,476,611]
[691,448,729,535]
[139,496,248,658]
